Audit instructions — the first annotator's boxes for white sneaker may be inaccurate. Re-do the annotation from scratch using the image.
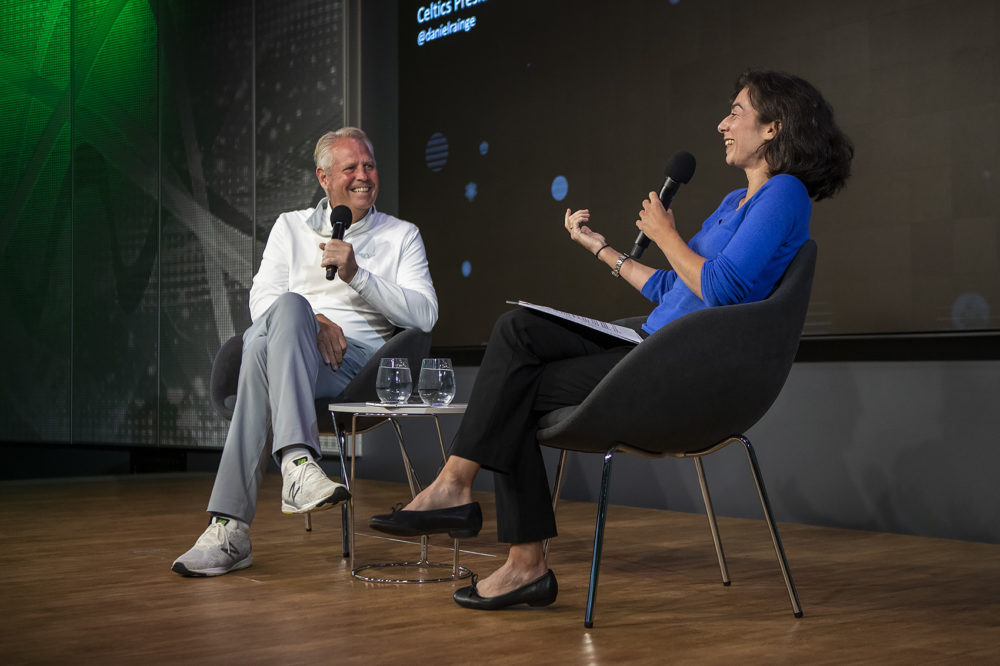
[171,516,252,577]
[281,458,351,514]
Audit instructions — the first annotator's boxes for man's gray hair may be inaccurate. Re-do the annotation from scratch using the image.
[314,127,375,171]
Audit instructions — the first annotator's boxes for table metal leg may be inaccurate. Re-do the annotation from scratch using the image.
[348,411,472,584]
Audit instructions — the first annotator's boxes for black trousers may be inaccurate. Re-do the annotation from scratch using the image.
[451,308,637,544]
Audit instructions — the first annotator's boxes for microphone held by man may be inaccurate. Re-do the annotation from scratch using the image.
[324,204,354,280]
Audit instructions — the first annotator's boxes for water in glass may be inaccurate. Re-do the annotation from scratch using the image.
[376,358,413,404]
[418,358,456,406]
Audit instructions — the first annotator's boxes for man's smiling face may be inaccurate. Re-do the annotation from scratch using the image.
[317,137,379,222]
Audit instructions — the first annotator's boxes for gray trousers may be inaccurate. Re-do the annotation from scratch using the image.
[207,292,372,524]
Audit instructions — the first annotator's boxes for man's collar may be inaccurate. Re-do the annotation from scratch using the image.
[306,198,375,236]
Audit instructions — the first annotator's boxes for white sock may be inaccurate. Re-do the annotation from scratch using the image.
[280,446,315,476]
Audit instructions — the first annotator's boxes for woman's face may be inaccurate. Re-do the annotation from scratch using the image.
[717,87,777,173]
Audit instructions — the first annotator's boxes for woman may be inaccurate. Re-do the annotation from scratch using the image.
[369,69,853,610]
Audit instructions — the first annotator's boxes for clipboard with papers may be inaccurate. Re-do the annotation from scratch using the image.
[506,300,644,344]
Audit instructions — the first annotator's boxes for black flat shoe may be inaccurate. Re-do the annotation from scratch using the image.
[453,570,558,610]
[368,502,482,538]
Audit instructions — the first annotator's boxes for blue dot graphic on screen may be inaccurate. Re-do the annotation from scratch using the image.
[479,141,489,155]
[951,292,990,329]
[465,182,478,202]
[551,175,569,201]
[425,132,449,172]
[461,260,472,277]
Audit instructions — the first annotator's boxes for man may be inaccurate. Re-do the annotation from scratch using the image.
[172,127,438,576]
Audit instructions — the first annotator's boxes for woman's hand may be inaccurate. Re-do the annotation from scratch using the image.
[565,206,657,292]
[564,208,606,255]
[637,191,706,298]
[636,192,677,246]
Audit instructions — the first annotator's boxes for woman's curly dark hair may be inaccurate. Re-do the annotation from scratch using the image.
[735,69,854,201]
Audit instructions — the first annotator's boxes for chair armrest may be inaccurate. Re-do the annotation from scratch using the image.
[540,299,801,454]
[209,334,243,421]
[318,327,433,432]
[336,328,432,404]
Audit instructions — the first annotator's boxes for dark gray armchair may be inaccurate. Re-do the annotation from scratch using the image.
[537,239,817,627]
[209,325,432,547]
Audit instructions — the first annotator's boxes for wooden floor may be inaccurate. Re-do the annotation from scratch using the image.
[1,473,998,664]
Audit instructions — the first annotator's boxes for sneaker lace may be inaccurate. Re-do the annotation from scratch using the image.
[197,521,231,553]
[300,461,325,484]
[294,460,333,490]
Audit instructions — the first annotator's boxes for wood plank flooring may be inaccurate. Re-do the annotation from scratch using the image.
[1,473,998,664]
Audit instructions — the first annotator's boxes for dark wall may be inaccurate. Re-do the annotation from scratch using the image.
[361,2,399,216]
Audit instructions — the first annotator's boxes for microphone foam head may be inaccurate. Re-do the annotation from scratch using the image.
[330,204,353,224]
[664,151,697,183]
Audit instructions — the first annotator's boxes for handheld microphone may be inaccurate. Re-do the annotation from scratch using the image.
[325,204,354,281]
[630,151,697,259]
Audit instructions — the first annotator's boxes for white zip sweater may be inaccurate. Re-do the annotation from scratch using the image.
[249,199,438,352]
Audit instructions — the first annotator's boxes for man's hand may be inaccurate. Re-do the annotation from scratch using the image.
[319,240,359,283]
[316,314,347,370]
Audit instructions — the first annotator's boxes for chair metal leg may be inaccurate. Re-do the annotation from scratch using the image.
[542,450,569,558]
[341,504,350,556]
[741,437,803,618]
[331,421,352,558]
[693,457,730,586]
[304,513,312,532]
[584,447,616,629]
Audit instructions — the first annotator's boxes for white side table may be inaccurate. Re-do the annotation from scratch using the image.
[327,402,473,583]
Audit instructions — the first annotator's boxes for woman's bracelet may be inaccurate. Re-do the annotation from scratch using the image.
[595,244,611,259]
[611,253,630,278]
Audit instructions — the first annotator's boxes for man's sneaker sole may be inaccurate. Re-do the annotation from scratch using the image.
[281,484,351,514]
[171,554,253,577]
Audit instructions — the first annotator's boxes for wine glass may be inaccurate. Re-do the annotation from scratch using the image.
[417,358,456,406]
[375,358,413,404]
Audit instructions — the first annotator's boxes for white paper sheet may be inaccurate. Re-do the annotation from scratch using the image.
[507,300,643,344]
